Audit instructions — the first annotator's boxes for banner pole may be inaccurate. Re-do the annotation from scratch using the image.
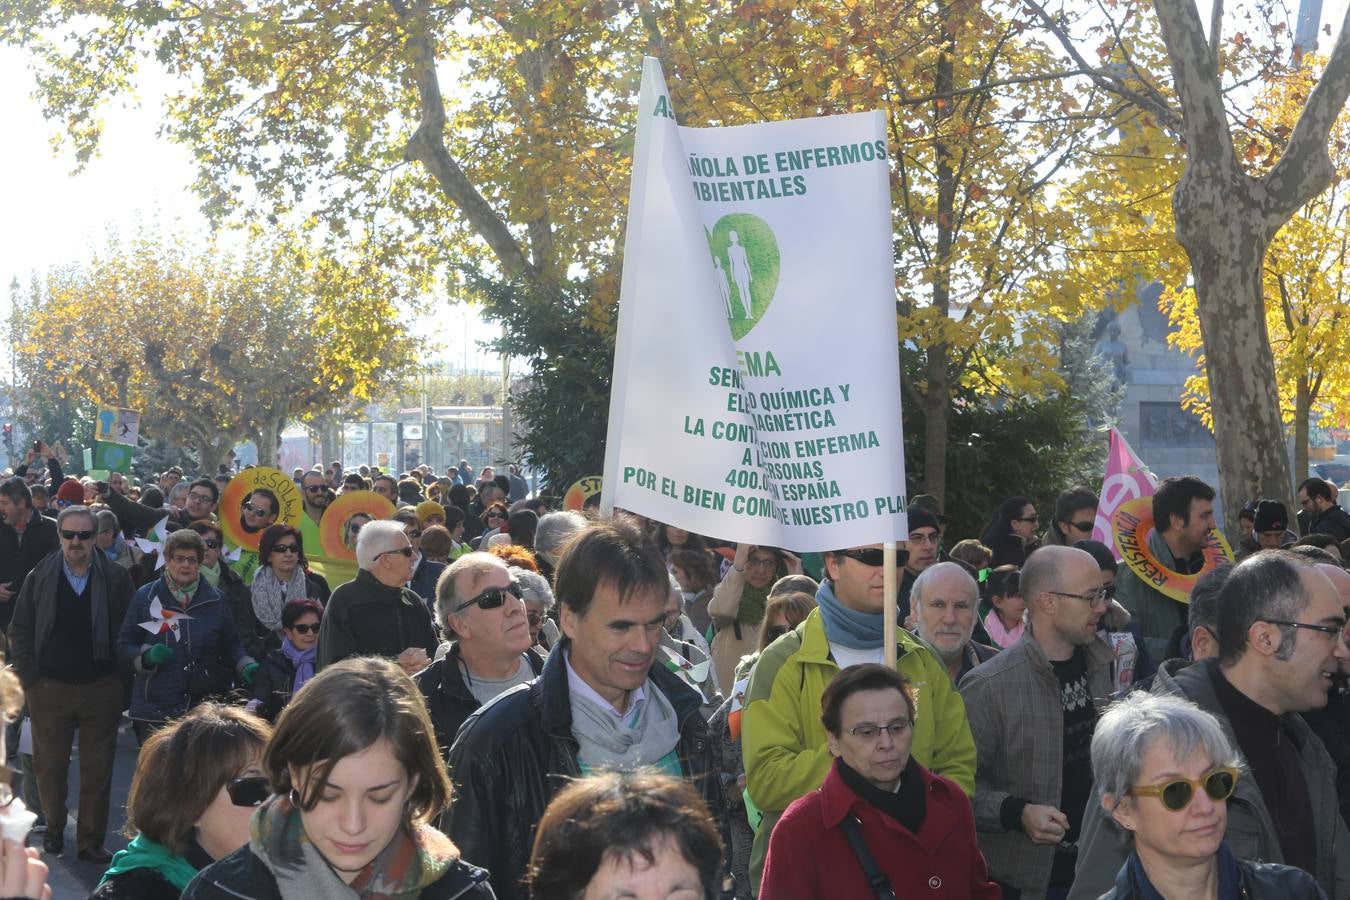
[883,542,897,669]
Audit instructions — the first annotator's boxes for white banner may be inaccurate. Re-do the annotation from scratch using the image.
[601,58,907,551]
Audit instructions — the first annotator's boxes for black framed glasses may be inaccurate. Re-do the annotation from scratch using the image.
[203,539,222,550]
[1068,520,1095,533]
[847,719,912,741]
[304,485,327,493]
[271,543,300,555]
[375,546,415,561]
[836,547,910,567]
[405,528,423,539]
[242,502,270,516]
[187,491,215,504]
[453,580,523,613]
[60,529,94,541]
[1129,766,1239,812]
[1259,619,1345,638]
[289,623,319,635]
[226,775,272,808]
[1047,588,1109,607]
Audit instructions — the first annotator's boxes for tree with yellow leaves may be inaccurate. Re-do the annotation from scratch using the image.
[13,232,419,470]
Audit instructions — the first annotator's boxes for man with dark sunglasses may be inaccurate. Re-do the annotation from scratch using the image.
[414,552,543,756]
[1071,552,1350,900]
[741,538,976,892]
[7,505,134,862]
[315,519,438,675]
[298,469,332,554]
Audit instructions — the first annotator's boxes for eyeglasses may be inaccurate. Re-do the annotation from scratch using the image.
[288,623,319,635]
[187,492,215,504]
[1259,619,1346,638]
[168,554,200,566]
[243,502,271,516]
[226,775,272,808]
[847,719,912,741]
[526,610,544,626]
[1128,766,1239,812]
[375,545,415,561]
[1047,588,1110,607]
[405,528,422,538]
[304,485,327,493]
[837,547,910,567]
[746,556,778,570]
[203,539,222,549]
[59,529,94,541]
[453,580,523,613]
[486,512,505,521]
[271,543,300,555]
[1069,520,1095,533]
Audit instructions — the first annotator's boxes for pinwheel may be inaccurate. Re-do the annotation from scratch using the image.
[138,595,193,642]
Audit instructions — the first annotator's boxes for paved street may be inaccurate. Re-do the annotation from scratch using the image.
[23,716,139,898]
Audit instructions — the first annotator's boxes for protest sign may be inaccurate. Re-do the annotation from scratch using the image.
[601,58,906,551]
[95,407,140,446]
[219,467,304,552]
[1093,427,1157,559]
[1111,497,1233,603]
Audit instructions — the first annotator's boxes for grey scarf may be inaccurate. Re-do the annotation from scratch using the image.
[569,678,682,772]
[251,566,309,632]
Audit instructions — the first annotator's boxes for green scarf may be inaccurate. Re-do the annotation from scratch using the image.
[200,561,222,588]
[164,574,199,608]
[252,793,460,899]
[738,580,771,626]
[97,834,200,891]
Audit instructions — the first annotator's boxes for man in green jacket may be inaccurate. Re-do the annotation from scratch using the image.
[742,542,977,891]
[1113,475,1217,662]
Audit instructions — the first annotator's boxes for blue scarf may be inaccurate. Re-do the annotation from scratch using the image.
[816,579,887,650]
[280,637,317,696]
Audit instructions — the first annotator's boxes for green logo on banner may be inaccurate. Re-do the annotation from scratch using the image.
[705,213,779,340]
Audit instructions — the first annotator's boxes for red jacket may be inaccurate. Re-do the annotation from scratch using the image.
[762,760,1000,900]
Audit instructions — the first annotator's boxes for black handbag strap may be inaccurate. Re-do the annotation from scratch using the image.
[838,815,897,900]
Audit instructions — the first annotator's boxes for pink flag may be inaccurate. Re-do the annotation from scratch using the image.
[1094,428,1157,559]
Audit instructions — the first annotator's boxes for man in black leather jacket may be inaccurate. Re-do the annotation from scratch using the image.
[444,518,726,900]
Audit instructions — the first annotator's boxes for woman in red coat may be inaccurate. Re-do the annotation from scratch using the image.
[761,664,1000,900]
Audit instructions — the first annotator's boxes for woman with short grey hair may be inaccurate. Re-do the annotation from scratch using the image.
[512,566,560,653]
[1092,692,1322,899]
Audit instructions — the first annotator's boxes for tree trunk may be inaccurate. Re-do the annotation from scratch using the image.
[258,418,281,468]
[920,22,958,508]
[1294,373,1310,487]
[1173,189,1290,529]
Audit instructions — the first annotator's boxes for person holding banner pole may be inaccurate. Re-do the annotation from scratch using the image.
[741,542,976,893]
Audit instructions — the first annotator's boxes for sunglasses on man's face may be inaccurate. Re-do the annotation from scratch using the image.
[243,502,271,516]
[453,580,523,614]
[60,529,94,541]
[1069,520,1095,533]
[304,485,327,494]
[375,546,415,561]
[836,547,909,568]
[226,775,272,808]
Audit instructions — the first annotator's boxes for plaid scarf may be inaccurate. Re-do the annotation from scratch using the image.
[251,793,459,899]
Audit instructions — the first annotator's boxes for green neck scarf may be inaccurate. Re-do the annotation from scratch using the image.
[200,561,222,588]
[738,580,771,626]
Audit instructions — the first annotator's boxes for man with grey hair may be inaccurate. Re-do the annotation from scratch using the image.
[960,545,1116,898]
[1069,551,1350,899]
[533,509,587,579]
[316,519,438,674]
[7,505,134,861]
[912,561,998,684]
[415,552,542,756]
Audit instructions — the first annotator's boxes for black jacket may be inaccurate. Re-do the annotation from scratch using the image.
[410,557,447,610]
[415,643,544,755]
[7,550,134,687]
[444,642,725,900]
[247,647,310,721]
[1100,851,1323,899]
[1311,503,1350,543]
[0,508,59,632]
[217,563,271,662]
[1304,683,1350,831]
[181,843,494,900]
[316,569,439,669]
[88,867,182,900]
[101,489,192,537]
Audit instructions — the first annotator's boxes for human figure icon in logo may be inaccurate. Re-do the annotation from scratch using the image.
[726,230,754,318]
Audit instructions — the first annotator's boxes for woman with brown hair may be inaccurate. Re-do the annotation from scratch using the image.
[251,524,330,637]
[183,657,492,899]
[91,704,272,900]
[528,771,722,900]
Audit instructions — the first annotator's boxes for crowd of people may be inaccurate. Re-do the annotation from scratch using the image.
[0,447,1346,899]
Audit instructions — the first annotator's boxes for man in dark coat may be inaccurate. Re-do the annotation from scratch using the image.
[444,519,725,900]
[0,476,60,633]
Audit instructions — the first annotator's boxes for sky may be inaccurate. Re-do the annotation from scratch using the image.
[0,1,1346,373]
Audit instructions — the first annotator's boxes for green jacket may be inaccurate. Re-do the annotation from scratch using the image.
[1113,528,1199,662]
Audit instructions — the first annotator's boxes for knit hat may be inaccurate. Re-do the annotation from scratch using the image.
[1253,499,1289,534]
[415,500,445,525]
[910,493,949,523]
[906,508,941,535]
[55,480,85,506]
